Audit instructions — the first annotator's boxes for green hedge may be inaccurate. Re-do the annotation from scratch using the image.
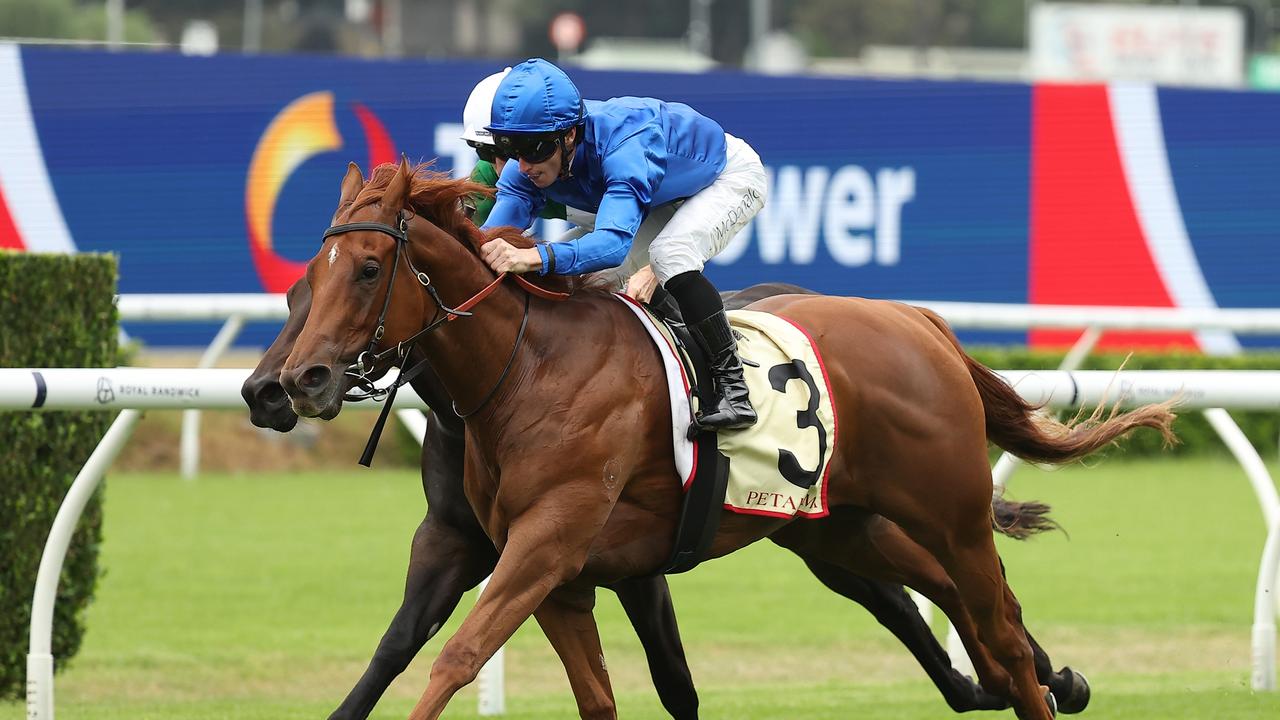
[0,251,117,700]
[969,347,1280,458]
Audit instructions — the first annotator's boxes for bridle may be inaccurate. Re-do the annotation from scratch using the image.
[319,209,567,465]
[325,211,478,403]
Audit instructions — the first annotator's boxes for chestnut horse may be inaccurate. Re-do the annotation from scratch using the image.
[244,276,1090,718]
[281,161,1174,720]
[243,280,696,719]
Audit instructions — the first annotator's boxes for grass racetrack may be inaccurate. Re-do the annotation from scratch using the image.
[3,455,1279,718]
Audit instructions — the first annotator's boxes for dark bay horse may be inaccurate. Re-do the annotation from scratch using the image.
[243,276,1089,718]
[281,161,1174,719]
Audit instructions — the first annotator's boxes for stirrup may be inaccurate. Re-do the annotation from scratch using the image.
[686,403,756,439]
[686,415,754,440]
[687,414,739,440]
[686,417,709,440]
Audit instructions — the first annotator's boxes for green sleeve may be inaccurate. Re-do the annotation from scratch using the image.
[468,160,500,226]
[471,160,565,224]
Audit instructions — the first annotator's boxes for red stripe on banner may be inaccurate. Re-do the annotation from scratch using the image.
[0,187,24,250]
[247,236,307,293]
[1028,84,1196,351]
[354,103,397,169]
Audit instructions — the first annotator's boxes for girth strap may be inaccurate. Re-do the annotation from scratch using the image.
[658,312,732,575]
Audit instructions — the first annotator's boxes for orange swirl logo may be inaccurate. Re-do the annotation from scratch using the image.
[245,92,396,292]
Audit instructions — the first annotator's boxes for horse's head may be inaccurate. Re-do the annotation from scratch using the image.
[279,159,426,418]
[247,170,428,426]
[281,158,493,419]
[242,276,313,431]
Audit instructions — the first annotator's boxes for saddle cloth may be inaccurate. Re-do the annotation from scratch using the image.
[615,296,838,519]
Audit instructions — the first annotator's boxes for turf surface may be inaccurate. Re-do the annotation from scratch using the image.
[3,455,1278,718]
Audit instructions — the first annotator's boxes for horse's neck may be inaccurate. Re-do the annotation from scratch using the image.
[405,355,465,435]
[410,257,527,422]
[401,218,664,435]
[460,291,667,441]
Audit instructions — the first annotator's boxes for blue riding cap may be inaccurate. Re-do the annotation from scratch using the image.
[487,58,586,134]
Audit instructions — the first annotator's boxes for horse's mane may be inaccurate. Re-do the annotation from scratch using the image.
[350,162,611,296]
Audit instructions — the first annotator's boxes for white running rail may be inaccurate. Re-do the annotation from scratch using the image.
[116,293,1280,334]
[116,294,1280,483]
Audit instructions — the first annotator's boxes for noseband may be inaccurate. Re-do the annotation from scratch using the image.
[319,209,564,465]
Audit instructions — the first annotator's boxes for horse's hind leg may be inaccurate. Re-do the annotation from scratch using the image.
[534,585,617,720]
[804,550,1091,713]
[806,515,1086,715]
[1027,631,1090,714]
[870,477,1056,720]
[611,576,699,719]
[797,554,1008,713]
[999,555,1089,714]
[773,514,1014,712]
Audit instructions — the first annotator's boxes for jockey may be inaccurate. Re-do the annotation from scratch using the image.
[479,58,766,432]
[459,68,569,226]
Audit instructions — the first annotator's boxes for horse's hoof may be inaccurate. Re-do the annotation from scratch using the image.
[947,675,1009,712]
[1056,666,1091,714]
[1044,687,1058,718]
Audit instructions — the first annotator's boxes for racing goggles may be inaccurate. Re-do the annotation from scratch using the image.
[491,132,563,164]
[466,140,508,164]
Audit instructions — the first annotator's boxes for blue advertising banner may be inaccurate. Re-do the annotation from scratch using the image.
[2,46,1276,348]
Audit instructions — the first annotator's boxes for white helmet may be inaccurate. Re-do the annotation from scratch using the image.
[460,68,511,146]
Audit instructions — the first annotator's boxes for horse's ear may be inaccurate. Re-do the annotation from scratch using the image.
[338,162,364,206]
[382,156,413,210]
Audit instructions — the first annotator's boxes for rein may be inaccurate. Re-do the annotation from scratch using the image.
[318,210,567,466]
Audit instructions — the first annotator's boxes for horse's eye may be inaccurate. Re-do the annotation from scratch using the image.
[361,264,379,280]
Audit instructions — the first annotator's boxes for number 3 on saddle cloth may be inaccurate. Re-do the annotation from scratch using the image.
[615,296,838,574]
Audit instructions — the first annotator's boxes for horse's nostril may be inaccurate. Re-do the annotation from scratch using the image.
[258,382,286,405]
[299,365,332,392]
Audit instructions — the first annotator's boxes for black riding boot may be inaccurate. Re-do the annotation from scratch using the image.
[665,270,757,432]
[688,310,757,430]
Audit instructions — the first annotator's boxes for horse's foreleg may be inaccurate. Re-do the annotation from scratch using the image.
[328,516,496,720]
[534,585,617,720]
[408,501,610,720]
[611,576,699,720]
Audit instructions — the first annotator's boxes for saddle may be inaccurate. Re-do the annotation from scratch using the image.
[630,287,839,574]
[642,287,732,575]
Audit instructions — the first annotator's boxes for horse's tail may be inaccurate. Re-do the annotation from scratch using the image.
[991,495,1060,540]
[913,307,1178,465]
